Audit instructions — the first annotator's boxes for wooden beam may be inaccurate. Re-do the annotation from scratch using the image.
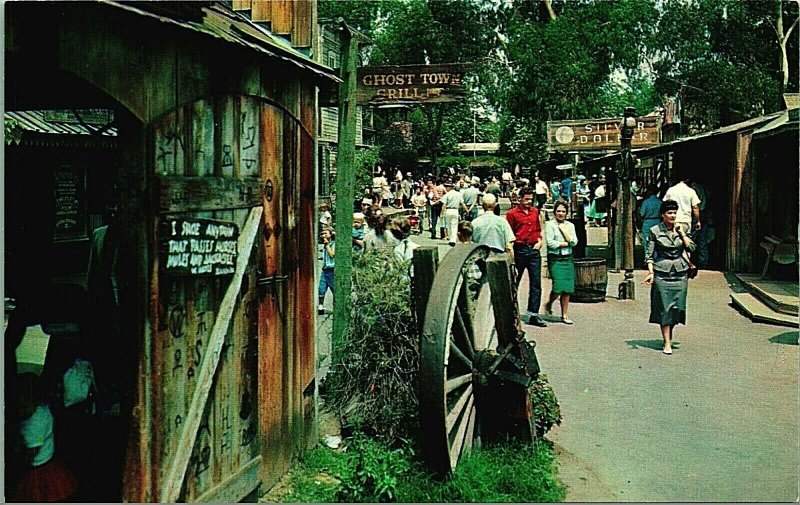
[486,255,519,349]
[271,0,292,35]
[291,0,313,48]
[412,247,439,338]
[331,27,358,354]
[232,0,252,11]
[160,206,263,503]
[158,176,262,213]
[193,456,262,503]
[251,0,271,21]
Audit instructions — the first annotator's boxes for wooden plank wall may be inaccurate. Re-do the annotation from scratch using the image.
[728,131,755,272]
[257,102,294,489]
[51,7,320,499]
[234,0,315,48]
[150,98,268,502]
[298,83,317,449]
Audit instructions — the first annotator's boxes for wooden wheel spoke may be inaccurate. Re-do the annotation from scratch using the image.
[448,394,475,469]
[445,373,472,393]
[445,384,473,434]
[449,340,472,368]
[454,306,475,359]
[462,405,476,458]
[486,327,497,350]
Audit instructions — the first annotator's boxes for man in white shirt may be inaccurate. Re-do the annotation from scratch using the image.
[534,175,550,209]
[471,193,515,257]
[663,174,701,235]
[441,181,464,245]
[501,170,513,196]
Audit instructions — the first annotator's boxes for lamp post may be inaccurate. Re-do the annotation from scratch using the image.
[617,106,637,300]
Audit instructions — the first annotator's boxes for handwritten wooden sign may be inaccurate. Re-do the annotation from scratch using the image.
[546,116,662,152]
[160,218,239,276]
[355,63,473,105]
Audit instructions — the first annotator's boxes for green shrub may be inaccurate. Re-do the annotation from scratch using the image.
[531,373,563,438]
[337,434,412,503]
[324,249,419,441]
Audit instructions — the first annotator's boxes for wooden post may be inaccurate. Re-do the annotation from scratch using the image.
[612,171,622,272]
[619,175,635,299]
[412,247,439,338]
[618,107,636,299]
[331,24,358,351]
[486,255,520,348]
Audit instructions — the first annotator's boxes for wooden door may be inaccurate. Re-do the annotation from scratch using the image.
[147,94,313,502]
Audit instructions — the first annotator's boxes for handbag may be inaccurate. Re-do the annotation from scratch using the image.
[683,251,698,279]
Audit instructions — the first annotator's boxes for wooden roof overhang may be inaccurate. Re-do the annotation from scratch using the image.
[6,110,118,148]
[101,0,340,84]
[577,111,785,170]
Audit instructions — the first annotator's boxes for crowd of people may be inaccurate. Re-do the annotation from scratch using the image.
[318,166,712,355]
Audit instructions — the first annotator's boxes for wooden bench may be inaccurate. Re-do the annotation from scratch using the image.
[760,235,798,278]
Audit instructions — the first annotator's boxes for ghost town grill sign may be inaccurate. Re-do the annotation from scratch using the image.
[356,63,473,105]
[546,116,661,152]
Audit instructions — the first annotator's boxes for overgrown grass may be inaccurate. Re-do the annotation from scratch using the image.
[271,438,566,503]
[270,446,349,503]
[397,440,566,503]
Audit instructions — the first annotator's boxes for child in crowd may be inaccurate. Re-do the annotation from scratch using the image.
[411,186,428,232]
[12,373,78,502]
[352,213,366,253]
[457,220,473,244]
[318,228,335,315]
[389,216,418,262]
[318,203,332,240]
[456,221,482,281]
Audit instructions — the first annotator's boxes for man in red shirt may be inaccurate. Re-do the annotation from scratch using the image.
[506,187,547,327]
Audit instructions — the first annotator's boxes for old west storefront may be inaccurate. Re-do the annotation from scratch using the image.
[576,112,793,272]
[5,1,335,501]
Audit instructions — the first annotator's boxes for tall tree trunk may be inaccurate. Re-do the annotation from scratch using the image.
[544,0,557,21]
[776,0,799,106]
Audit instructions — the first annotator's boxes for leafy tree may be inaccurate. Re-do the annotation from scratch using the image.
[318,0,391,38]
[496,0,660,165]
[367,0,497,170]
[652,0,799,132]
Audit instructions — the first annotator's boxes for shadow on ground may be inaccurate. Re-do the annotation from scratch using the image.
[625,339,681,351]
[769,331,799,346]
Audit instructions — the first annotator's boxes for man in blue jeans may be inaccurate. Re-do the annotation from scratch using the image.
[506,188,547,327]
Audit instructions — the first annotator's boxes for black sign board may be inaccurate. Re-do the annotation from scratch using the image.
[53,164,88,242]
[44,109,114,125]
[160,218,239,276]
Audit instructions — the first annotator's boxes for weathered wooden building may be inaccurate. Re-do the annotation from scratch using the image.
[577,110,797,272]
[314,22,375,197]
[5,1,336,501]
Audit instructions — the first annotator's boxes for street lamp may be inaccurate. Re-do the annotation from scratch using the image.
[619,106,637,180]
[617,106,636,299]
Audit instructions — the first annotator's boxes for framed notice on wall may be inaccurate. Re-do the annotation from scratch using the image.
[53,164,88,242]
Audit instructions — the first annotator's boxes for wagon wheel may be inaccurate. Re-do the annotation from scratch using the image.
[419,243,539,476]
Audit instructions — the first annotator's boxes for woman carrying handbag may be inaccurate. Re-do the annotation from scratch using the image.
[643,200,696,355]
[544,200,579,324]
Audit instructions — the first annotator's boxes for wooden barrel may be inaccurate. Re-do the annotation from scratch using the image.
[572,257,607,303]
